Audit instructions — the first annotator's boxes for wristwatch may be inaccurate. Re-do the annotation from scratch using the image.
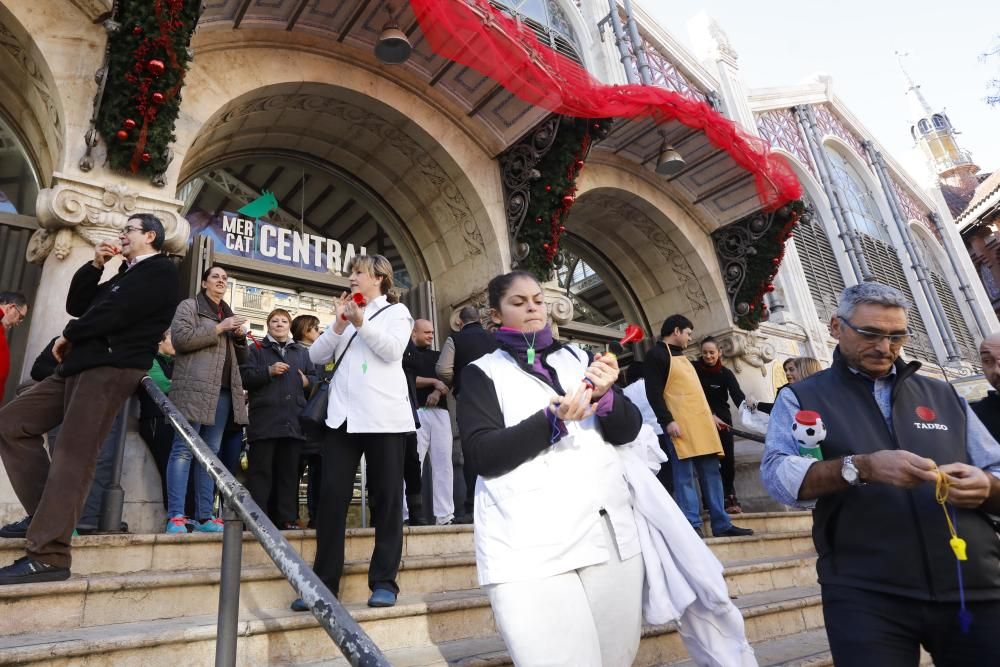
[841,455,865,486]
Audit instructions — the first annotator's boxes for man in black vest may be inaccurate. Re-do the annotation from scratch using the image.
[436,305,498,521]
[761,282,1000,664]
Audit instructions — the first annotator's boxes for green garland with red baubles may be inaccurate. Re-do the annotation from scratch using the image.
[518,117,612,280]
[733,199,809,330]
[96,0,200,179]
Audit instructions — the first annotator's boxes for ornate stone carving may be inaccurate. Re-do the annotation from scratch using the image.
[714,329,776,376]
[0,22,64,153]
[196,93,486,258]
[587,195,709,312]
[30,174,189,263]
[445,283,574,336]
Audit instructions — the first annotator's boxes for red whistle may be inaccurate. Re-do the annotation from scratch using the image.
[340,292,368,320]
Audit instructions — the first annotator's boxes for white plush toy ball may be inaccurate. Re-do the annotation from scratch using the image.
[792,410,826,449]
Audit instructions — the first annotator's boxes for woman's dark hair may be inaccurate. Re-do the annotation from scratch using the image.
[701,335,719,348]
[291,314,319,341]
[128,213,166,251]
[200,263,228,283]
[660,314,694,339]
[487,270,539,311]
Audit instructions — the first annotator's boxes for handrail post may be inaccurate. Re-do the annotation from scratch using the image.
[98,400,132,532]
[215,500,243,667]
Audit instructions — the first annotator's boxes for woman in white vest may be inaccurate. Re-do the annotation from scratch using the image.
[457,271,645,666]
[296,254,415,610]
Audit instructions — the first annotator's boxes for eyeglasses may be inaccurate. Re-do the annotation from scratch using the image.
[839,317,911,346]
[6,305,27,324]
[121,225,146,235]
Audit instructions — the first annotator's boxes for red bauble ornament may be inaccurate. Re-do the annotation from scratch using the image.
[123,118,137,130]
[559,225,566,233]
[544,185,552,192]
[151,92,165,105]
[543,243,550,250]
[133,25,142,35]
[766,284,775,292]
[116,130,129,141]
[575,159,585,169]
[141,152,151,162]
[147,59,166,76]
[772,257,781,265]
[561,195,574,207]
[592,123,600,130]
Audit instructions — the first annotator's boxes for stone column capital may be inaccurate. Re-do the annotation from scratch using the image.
[711,327,776,376]
[29,172,190,263]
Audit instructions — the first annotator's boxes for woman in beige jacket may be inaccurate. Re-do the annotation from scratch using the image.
[164,265,249,533]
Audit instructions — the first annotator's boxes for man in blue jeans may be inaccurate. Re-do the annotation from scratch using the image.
[643,314,753,538]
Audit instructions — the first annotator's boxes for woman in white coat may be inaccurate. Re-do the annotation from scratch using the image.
[457,271,645,667]
[298,254,415,610]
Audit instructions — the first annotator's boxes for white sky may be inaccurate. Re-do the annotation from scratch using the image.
[641,0,1000,182]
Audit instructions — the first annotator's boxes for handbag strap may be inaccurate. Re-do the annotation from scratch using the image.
[326,302,396,381]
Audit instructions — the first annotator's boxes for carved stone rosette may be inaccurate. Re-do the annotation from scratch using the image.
[28,173,190,263]
[713,328,776,376]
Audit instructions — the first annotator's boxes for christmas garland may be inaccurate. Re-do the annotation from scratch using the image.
[518,117,611,279]
[733,199,809,330]
[96,0,200,179]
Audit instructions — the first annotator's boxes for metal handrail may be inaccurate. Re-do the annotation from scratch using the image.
[140,377,389,667]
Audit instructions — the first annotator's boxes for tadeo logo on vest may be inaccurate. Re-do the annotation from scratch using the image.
[914,405,949,431]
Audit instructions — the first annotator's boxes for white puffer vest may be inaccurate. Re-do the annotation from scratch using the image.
[470,345,640,585]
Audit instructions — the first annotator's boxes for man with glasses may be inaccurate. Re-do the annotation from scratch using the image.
[761,282,1000,664]
[0,291,29,403]
[0,214,178,585]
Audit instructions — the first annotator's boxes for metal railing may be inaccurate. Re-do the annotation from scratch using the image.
[140,377,390,667]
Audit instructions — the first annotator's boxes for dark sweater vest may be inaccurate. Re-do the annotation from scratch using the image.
[792,351,1000,601]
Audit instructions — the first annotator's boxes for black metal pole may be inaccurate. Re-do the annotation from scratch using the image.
[98,401,131,532]
[216,500,243,667]
[140,378,389,667]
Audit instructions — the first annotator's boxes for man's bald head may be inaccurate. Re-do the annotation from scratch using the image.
[412,318,435,348]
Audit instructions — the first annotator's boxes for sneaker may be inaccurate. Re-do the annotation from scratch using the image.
[367,587,397,608]
[715,525,754,538]
[165,516,190,534]
[290,597,309,612]
[0,515,31,539]
[0,556,70,585]
[194,518,224,533]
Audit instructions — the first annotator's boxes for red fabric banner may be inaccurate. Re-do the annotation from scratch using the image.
[408,0,801,211]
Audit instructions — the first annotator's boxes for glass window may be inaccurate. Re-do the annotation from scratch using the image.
[0,115,40,216]
[932,115,946,130]
[824,146,891,244]
[918,119,931,134]
[493,0,579,50]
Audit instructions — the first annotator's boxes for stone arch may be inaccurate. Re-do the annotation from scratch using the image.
[569,161,731,333]
[172,48,508,312]
[0,3,65,187]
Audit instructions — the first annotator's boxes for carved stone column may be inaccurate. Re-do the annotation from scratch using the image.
[21,173,191,370]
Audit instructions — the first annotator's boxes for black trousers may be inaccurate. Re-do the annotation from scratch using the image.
[314,426,406,596]
[245,437,303,526]
[822,584,1000,666]
[403,432,422,494]
[299,452,322,527]
[655,433,674,495]
[719,421,736,498]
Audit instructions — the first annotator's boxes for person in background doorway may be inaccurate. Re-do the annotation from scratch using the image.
[972,333,1000,441]
[164,264,249,534]
[292,314,325,527]
[436,305,498,522]
[623,361,672,494]
[695,336,753,514]
[458,271,645,666]
[296,254,414,610]
[0,291,28,404]
[757,357,821,415]
[241,308,315,529]
[0,214,177,584]
[643,315,753,538]
[406,319,455,525]
[138,330,176,510]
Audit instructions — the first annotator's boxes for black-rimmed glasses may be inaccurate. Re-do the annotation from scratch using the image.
[839,317,911,346]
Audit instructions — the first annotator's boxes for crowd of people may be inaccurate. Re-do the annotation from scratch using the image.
[1,213,999,664]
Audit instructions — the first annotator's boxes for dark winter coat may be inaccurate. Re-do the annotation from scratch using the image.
[240,335,316,442]
[59,255,178,377]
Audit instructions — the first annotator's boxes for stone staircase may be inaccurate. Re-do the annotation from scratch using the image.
[0,512,833,666]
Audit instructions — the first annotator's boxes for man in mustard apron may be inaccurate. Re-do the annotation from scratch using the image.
[643,315,754,538]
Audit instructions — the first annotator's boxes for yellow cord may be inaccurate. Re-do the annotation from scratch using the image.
[935,468,968,561]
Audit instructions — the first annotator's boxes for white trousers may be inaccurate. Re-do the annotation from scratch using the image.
[486,515,645,667]
[403,406,454,524]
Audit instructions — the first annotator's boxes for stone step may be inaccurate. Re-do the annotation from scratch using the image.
[0,546,816,637]
[0,585,823,666]
[0,512,812,578]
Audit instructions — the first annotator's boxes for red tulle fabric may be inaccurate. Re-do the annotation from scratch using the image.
[408,0,801,211]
